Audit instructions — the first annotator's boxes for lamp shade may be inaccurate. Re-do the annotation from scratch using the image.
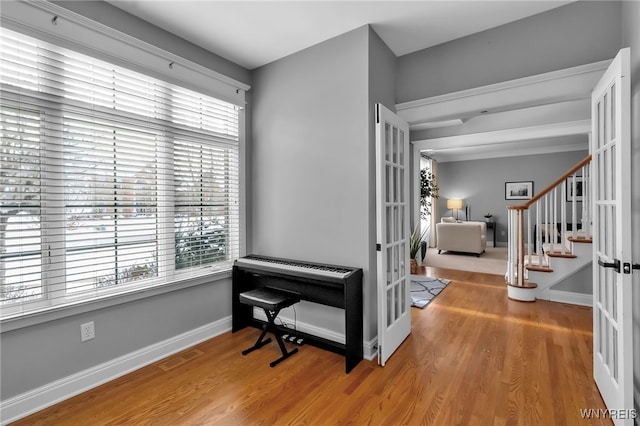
[447,199,463,210]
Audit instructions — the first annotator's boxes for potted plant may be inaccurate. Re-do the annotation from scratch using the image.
[419,169,439,219]
[409,225,428,274]
[413,169,439,269]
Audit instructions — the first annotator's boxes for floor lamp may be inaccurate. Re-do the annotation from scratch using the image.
[447,198,463,221]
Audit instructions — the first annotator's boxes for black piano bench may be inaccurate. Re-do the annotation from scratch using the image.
[239,287,301,367]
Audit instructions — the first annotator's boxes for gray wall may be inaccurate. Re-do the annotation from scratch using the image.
[251,26,368,265]
[367,28,398,338]
[621,0,640,421]
[396,1,622,103]
[250,25,396,343]
[436,150,590,244]
[1,283,232,398]
[0,2,250,401]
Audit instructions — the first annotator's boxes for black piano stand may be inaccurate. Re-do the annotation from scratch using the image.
[239,288,300,368]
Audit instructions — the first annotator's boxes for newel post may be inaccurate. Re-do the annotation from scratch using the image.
[506,205,537,302]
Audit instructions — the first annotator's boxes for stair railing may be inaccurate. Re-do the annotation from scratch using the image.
[506,155,592,289]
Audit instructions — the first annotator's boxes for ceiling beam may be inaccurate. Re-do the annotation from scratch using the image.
[412,120,591,151]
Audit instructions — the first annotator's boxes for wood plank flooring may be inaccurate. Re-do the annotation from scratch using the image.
[12,267,611,425]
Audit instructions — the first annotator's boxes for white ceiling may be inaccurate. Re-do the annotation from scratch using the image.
[107,1,572,70]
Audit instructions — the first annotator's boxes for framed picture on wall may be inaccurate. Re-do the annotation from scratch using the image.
[505,181,533,200]
[566,175,583,202]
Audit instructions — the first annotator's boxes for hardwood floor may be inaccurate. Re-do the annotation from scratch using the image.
[12,267,611,425]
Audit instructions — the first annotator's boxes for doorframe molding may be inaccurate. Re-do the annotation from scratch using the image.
[404,60,608,229]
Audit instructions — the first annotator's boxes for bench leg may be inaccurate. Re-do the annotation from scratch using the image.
[241,308,298,367]
[242,325,272,355]
[270,346,298,367]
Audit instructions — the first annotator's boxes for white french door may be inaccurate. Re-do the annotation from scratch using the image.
[375,103,411,366]
[591,48,634,425]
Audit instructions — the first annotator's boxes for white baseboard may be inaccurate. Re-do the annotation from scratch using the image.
[548,289,593,307]
[253,310,377,361]
[0,317,232,425]
[2,314,376,424]
[253,309,344,342]
[364,337,377,361]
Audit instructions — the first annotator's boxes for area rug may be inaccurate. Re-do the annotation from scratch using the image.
[410,275,451,309]
[423,246,508,276]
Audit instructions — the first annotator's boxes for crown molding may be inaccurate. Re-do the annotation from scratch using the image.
[397,60,610,128]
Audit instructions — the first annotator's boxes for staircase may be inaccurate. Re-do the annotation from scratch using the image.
[506,155,593,303]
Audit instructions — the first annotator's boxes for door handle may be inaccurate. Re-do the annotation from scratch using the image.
[597,257,621,273]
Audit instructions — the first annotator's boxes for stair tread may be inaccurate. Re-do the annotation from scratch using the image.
[568,236,592,243]
[508,281,537,289]
[526,265,554,273]
[546,252,578,258]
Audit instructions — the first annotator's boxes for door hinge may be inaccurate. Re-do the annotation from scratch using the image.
[376,243,381,251]
[597,258,621,273]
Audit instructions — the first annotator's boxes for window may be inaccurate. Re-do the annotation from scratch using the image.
[174,140,238,270]
[0,28,241,318]
[0,107,43,304]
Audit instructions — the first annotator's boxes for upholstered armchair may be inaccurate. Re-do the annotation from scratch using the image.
[436,219,487,256]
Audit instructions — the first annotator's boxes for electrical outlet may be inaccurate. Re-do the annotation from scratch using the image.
[80,321,95,342]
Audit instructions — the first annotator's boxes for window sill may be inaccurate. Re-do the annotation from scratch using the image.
[0,269,232,333]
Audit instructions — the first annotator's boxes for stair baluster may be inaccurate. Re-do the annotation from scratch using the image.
[506,155,593,301]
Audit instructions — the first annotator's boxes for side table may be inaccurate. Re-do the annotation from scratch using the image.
[485,221,496,247]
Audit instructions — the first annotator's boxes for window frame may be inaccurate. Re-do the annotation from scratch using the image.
[0,86,240,322]
[0,5,248,330]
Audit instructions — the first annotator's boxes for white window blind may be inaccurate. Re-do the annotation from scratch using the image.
[0,28,240,318]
